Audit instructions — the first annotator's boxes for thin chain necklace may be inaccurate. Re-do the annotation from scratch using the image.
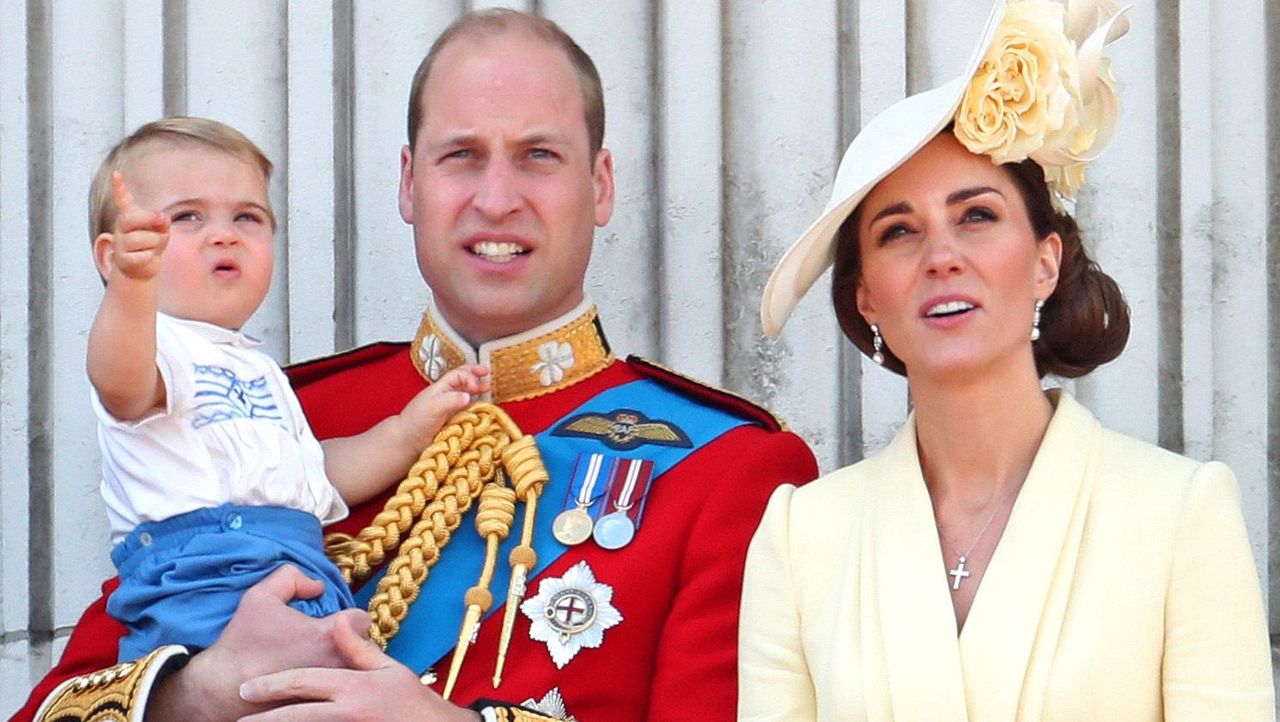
[936,480,1024,591]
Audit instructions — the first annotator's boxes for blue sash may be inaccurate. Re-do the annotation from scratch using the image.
[353,378,749,672]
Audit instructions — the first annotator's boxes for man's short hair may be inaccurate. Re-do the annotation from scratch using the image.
[88,116,276,241]
[405,9,605,157]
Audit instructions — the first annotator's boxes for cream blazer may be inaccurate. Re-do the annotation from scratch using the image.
[739,391,1273,722]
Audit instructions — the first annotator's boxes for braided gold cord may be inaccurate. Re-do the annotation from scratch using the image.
[476,482,518,545]
[323,403,548,649]
[501,435,548,501]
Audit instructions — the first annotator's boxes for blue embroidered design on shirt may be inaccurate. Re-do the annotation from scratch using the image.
[191,364,285,429]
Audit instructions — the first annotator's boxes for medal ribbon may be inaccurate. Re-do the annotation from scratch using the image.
[606,458,654,525]
[612,459,642,510]
[570,453,608,510]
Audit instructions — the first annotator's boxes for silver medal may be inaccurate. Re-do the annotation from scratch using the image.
[592,511,635,550]
[592,457,644,550]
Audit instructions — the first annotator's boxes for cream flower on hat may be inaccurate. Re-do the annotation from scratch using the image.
[956,0,1129,202]
[955,1,1081,165]
[759,0,1130,338]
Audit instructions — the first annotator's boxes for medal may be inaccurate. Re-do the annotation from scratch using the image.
[552,508,594,546]
[592,513,634,550]
[553,453,607,545]
[591,458,651,550]
[521,561,622,668]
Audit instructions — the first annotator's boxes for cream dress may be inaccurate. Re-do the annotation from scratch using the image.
[739,390,1273,721]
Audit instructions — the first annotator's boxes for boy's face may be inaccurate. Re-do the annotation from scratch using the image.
[123,144,275,330]
[398,31,614,346]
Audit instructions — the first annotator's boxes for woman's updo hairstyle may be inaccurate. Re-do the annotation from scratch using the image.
[831,153,1131,379]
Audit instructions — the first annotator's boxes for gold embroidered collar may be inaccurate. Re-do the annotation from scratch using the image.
[410,297,614,404]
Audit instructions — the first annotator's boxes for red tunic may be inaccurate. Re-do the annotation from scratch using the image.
[13,342,817,722]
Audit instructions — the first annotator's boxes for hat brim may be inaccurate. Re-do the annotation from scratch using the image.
[760,1,1006,338]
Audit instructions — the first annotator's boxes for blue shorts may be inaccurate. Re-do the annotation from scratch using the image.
[108,503,357,662]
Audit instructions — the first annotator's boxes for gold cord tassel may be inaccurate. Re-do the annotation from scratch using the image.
[442,481,515,699]
[492,438,544,687]
[324,403,548,664]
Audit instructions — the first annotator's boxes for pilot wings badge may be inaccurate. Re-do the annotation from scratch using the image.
[551,408,692,451]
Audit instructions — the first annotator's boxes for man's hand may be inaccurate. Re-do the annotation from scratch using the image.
[101,171,170,281]
[144,566,371,722]
[236,616,479,722]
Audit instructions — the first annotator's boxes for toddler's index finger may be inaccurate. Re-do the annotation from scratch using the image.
[111,170,170,235]
[110,171,137,213]
[442,365,489,392]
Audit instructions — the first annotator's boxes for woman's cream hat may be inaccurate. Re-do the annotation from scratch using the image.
[760,0,1130,338]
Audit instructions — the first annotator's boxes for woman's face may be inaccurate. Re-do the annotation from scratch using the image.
[854,133,1061,382]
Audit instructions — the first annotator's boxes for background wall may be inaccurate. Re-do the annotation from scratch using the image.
[1,0,1276,714]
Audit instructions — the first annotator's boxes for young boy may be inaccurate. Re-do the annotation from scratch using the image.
[87,117,487,662]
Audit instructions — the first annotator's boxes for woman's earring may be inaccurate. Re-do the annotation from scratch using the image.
[1030,299,1044,341]
[870,324,885,365]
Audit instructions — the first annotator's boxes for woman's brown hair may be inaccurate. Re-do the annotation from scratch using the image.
[831,153,1130,378]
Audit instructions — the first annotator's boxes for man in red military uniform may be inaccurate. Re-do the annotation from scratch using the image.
[15,9,816,722]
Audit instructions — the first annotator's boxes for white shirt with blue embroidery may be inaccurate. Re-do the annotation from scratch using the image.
[95,313,348,545]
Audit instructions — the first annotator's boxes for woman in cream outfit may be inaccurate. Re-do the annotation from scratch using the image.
[739,1,1274,720]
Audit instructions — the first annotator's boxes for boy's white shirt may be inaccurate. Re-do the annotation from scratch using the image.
[94,312,348,545]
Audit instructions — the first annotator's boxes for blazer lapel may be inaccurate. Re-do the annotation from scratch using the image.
[866,419,971,722]
[958,390,1100,720]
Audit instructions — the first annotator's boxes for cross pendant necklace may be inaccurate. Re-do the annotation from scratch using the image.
[948,556,971,590]
[937,480,1024,592]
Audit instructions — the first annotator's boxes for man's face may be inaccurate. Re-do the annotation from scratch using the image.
[399,31,614,346]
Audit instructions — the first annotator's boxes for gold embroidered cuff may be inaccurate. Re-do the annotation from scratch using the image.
[35,645,189,722]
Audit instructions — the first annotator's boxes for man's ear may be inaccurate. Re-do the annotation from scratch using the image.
[397,145,415,225]
[592,148,615,228]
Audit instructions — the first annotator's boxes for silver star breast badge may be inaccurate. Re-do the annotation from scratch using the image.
[520,561,622,668]
[520,688,577,721]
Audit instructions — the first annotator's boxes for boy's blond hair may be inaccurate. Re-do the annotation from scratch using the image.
[88,116,276,241]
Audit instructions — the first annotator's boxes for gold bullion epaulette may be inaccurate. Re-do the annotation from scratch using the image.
[624,355,790,432]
